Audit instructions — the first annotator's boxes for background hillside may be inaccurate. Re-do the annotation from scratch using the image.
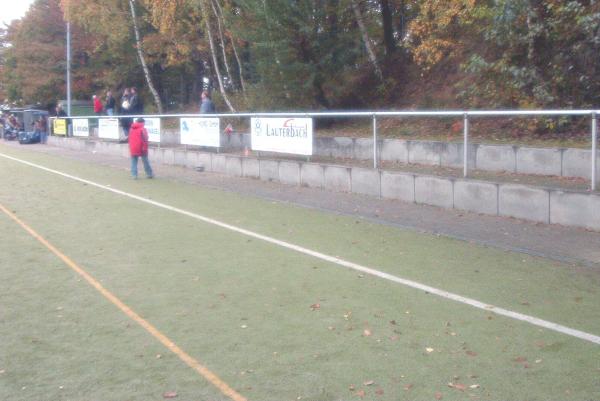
[1,0,599,143]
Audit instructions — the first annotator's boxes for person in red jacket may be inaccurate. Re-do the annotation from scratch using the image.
[128,118,154,179]
[93,95,103,115]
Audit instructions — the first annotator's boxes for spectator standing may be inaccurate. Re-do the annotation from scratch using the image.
[121,88,132,137]
[128,117,154,179]
[56,104,67,117]
[105,90,116,116]
[129,87,143,115]
[93,95,103,115]
[35,115,48,144]
[200,90,215,113]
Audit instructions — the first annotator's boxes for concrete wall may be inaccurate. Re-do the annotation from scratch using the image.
[47,136,600,231]
[114,127,599,184]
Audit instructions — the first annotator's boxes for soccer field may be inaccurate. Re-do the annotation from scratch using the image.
[1,143,599,401]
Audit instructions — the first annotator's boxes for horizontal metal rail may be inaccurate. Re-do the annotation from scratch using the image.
[49,109,600,120]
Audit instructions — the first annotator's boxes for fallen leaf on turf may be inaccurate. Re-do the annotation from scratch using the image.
[163,391,177,398]
[375,388,384,395]
[448,383,466,391]
[404,383,413,391]
[469,384,480,389]
[535,359,543,363]
[466,350,477,357]
[514,356,527,363]
[241,324,248,329]
[389,320,396,325]
[363,380,374,386]
[426,347,434,353]
[310,303,320,311]
[363,329,372,337]
[356,389,365,398]
[349,384,355,391]
[435,391,443,399]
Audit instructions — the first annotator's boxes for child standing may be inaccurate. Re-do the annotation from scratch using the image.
[128,118,154,179]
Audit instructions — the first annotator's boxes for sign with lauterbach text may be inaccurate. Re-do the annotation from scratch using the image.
[251,117,313,155]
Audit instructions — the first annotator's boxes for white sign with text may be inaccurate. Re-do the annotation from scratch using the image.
[251,117,313,155]
[144,118,161,143]
[72,119,89,137]
[98,118,120,140]
[180,118,220,147]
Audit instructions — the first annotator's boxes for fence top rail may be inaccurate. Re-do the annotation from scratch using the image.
[48,109,600,120]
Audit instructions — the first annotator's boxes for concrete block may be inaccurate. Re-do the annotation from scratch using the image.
[354,138,374,160]
[162,129,179,146]
[240,133,252,148]
[562,148,600,182]
[300,163,324,188]
[313,137,333,157]
[162,148,175,165]
[184,151,199,168]
[440,143,477,169]
[225,156,242,176]
[324,165,351,192]
[279,161,301,186]
[330,137,354,158]
[454,180,498,215]
[197,153,212,171]
[351,167,380,197]
[221,133,242,150]
[380,139,408,163]
[380,171,415,202]
[499,184,549,223]
[174,149,186,166]
[242,158,260,178]
[408,141,441,165]
[516,147,561,176]
[550,191,600,231]
[415,175,454,209]
[259,159,279,182]
[476,145,516,172]
[212,154,227,173]
[120,144,130,158]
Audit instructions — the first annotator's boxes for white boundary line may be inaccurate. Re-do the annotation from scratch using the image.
[1,151,599,346]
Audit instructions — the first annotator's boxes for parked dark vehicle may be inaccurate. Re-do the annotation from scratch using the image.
[18,130,41,144]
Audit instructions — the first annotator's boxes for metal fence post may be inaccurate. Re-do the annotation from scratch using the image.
[592,112,597,191]
[463,113,469,177]
[373,114,378,169]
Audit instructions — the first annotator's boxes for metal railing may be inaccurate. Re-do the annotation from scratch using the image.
[50,109,600,191]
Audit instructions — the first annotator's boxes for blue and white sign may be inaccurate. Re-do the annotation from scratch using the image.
[251,117,313,155]
[144,118,161,143]
[180,118,220,147]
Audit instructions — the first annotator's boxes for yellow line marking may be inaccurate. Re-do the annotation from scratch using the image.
[0,202,247,401]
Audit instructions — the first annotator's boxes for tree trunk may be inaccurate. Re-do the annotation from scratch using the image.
[200,0,236,112]
[351,0,383,81]
[128,0,163,113]
[380,0,395,56]
[213,0,247,92]
[210,0,234,89]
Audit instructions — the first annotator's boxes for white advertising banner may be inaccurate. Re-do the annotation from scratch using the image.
[144,118,161,143]
[72,119,89,137]
[180,118,220,147]
[251,117,313,155]
[98,118,120,140]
